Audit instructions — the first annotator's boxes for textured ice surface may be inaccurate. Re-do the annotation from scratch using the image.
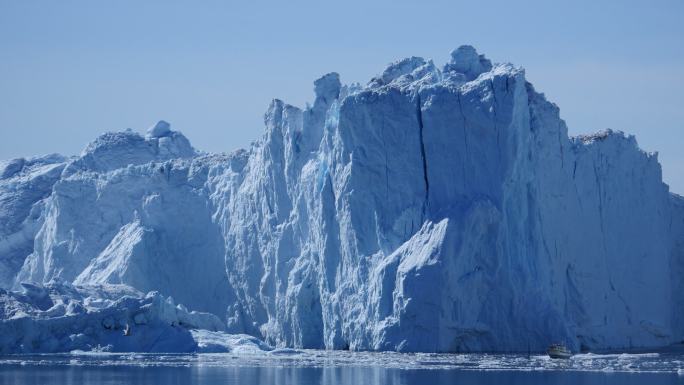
[0,282,270,353]
[0,46,683,354]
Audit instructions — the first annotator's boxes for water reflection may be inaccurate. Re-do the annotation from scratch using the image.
[1,351,684,385]
[1,364,683,385]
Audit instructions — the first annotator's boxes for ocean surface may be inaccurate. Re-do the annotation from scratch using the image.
[1,350,683,385]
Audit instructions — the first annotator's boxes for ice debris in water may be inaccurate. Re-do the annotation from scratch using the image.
[1,350,682,374]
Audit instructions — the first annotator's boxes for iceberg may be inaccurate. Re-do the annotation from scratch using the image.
[0,45,682,353]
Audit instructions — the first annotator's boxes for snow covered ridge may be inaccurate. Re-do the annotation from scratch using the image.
[1,45,683,354]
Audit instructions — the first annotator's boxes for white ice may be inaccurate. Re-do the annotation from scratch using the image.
[0,45,682,354]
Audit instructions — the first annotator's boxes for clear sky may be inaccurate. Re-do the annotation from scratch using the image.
[1,0,682,192]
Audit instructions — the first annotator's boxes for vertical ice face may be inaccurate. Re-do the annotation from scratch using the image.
[0,155,67,287]
[1,46,683,353]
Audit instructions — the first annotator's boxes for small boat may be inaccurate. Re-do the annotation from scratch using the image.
[123,323,131,336]
[547,343,572,359]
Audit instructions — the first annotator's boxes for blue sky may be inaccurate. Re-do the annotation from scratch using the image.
[1,0,682,192]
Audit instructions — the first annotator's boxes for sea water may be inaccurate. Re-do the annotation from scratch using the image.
[1,350,683,384]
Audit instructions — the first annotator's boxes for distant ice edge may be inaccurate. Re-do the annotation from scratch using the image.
[0,45,682,354]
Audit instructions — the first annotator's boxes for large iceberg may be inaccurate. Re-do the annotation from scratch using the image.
[0,46,682,353]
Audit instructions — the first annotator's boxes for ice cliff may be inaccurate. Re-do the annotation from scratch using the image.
[0,46,682,353]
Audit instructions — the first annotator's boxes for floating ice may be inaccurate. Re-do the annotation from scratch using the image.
[1,350,683,374]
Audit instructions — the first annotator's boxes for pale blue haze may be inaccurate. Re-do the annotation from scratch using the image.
[0,0,682,192]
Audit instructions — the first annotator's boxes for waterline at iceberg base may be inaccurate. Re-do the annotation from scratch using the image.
[0,46,682,354]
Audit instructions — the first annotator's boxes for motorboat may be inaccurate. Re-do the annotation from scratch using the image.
[547,343,572,359]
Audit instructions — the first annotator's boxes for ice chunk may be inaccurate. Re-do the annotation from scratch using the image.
[444,44,493,80]
[0,282,271,353]
[146,120,172,138]
[0,158,25,179]
[314,72,341,103]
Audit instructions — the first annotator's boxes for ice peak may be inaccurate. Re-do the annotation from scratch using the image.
[313,73,341,104]
[445,45,493,80]
[63,123,195,176]
[147,120,172,138]
[377,56,427,85]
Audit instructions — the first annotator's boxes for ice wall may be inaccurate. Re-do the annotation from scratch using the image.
[1,46,682,353]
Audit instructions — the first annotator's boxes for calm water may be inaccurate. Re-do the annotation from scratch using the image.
[1,351,683,385]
